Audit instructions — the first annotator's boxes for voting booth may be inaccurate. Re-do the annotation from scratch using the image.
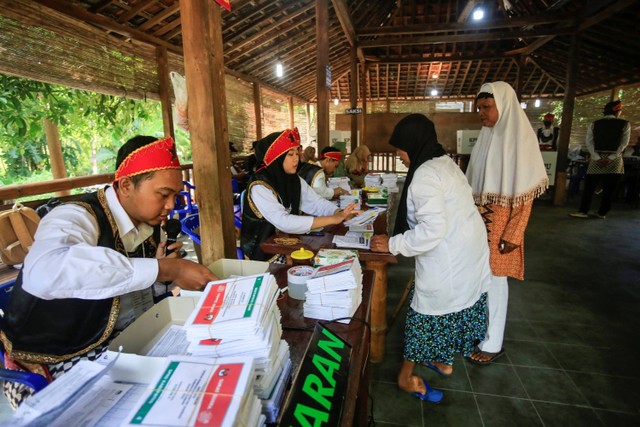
[456,130,480,154]
[541,151,558,186]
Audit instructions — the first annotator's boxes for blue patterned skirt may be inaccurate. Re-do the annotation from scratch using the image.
[404,291,487,365]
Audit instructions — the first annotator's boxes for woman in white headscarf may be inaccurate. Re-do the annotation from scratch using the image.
[466,81,548,364]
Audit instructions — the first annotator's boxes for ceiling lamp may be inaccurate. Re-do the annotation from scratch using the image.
[430,89,438,96]
[534,99,541,108]
[432,74,439,79]
[275,61,284,78]
[333,98,339,106]
[520,102,527,109]
[472,8,484,20]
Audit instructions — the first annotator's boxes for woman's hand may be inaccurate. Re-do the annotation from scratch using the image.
[499,239,519,254]
[332,202,361,224]
[370,234,390,253]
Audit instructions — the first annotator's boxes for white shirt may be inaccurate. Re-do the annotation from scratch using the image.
[311,162,334,199]
[389,156,491,315]
[585,115,631,160]
[22,186,159,301]
[250,177,338,234]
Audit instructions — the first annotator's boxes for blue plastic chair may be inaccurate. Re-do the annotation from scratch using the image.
[0,280,49,393]
[170,181,198,220]
[181,213,244,260]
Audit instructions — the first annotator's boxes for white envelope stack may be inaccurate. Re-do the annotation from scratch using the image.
[303,259,363,324]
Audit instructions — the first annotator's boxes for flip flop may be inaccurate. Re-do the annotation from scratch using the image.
[411,379,443,403]
[467,348,506,365]
[423,360,451,376]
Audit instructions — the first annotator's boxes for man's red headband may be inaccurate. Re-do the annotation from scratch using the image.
[263,128,301,167]
[320,151,342,161]
[613,102,622,112]
[114,137,181,182]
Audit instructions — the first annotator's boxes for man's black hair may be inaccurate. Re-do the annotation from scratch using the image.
[114,135,159,189]
[603,100,622,116]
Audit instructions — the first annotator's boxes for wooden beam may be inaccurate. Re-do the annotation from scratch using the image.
[359,15,563,36]
[44,119,70,197]
[331,0,357,46]
[35,0,183,54]
[138,3,180,31]
[578,0,637,31]
[253,83,262,140]
[180,0,236,262]
[115,0,155,23]
[350,45,358,151]
[554,33,582,206]
[316,0,330,151]
[457,0,479,23]
[359,27,573,48]
[156,46,175,140]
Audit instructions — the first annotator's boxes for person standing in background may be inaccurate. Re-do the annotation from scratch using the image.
[537,113,559,150]
[570,100,630,219]
[298,146,349,199]
[466,81,548,364]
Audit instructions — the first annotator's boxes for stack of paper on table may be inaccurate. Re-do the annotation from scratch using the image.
[332,233,370,249]
[364,173,382,187]
[303,259,363,324]
[328,176,351,192]
[338,189,361,208]
[381,173,399,192]
[314,248,359,266]
[343,206,385,227]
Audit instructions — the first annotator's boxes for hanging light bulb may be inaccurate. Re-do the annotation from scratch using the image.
[430,89,438,96]
[534,99,541,108]
[275,61,284,78]
[520,102,527,109]
[472,8,484,20]
[333,98,339,106]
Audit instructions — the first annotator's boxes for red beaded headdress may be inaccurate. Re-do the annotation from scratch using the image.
[263,128,301,167]
[114,137,181,183]
[320,151,342,161]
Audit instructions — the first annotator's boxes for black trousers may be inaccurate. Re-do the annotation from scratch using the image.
[578,173,622,215]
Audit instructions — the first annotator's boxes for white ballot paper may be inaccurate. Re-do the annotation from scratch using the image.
[121,356,256,427]
[343,207,385,227]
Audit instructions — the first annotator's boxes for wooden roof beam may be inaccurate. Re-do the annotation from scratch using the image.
[331,0,357,46]
[577,0,638,31]
[457,0,480,23]
[116,0,156,24]
[138,3,180,31]
[360,28,573,47]
[34,0,183,54]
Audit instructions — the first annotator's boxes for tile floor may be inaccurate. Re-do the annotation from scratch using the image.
[1,197,639,426]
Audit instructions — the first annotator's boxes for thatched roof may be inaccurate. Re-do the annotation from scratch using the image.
[1,0,639,101]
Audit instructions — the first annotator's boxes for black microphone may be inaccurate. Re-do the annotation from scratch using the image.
[164,219,182,255]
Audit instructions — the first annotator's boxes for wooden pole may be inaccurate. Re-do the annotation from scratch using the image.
[515,56,525,101]
[553,33,581,206]
[360,61,368,147]
[316,0,330,151]
[288,96,295,129]
[349,45,358,152]
[156,46,175,140]
[180,0,236,262]
[44,119,70,197]
[610,86,620,101]
[253,83,262,140]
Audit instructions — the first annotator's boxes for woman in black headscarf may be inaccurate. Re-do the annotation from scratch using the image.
[371,114,491,400]
[240,128,358,261]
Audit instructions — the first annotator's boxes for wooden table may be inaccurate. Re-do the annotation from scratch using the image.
[261,212,397,363]
[271,264,373,427]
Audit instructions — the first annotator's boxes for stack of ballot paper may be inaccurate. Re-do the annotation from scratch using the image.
[344,206,385,227]
[328,176,351,191]
[338,189,361,208]
[332,233,370,249]
[381,173,399,192]
[303,259,363,324]
[364,173,382,187]
[182,273,290,422]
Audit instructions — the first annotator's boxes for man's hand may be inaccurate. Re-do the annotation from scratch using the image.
[499,240,519,254]
[370,234,390,253]
[157,258,219,291]
[155,241,184,259]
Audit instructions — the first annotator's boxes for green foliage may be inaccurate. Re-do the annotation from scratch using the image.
[0,74,171,183]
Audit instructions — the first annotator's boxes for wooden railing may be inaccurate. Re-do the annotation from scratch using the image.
[369,152,402,173]
[0,164,193,211]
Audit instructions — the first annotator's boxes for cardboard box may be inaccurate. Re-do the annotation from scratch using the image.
[456,130,480,154]
[207,258,269,278]
[108,259,269,355]
[541,151,558,186]
[108,296,197,355]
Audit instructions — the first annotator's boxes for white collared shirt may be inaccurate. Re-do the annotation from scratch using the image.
[310,161,334,199]
[250,177,338,234]
[22,186,159,301]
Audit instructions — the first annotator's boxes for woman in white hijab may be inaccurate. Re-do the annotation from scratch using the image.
[466,81,548,364]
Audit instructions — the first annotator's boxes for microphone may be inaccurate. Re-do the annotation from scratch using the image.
[164,218,182,255]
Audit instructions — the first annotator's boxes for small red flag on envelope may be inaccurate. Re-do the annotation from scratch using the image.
[214,0,231,11]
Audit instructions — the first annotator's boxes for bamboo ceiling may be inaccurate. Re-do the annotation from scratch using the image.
[2,0,639,102]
